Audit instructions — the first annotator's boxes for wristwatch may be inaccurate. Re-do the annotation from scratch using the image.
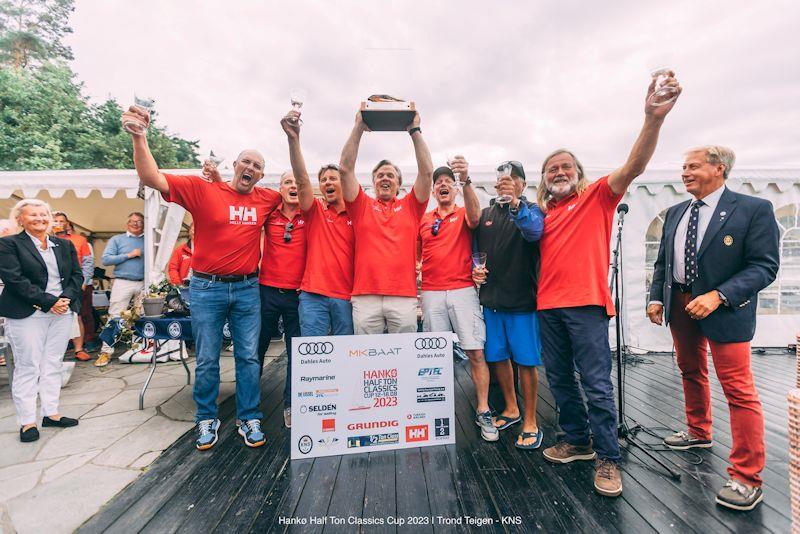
[462,176,472,187]
[408,127,422,136]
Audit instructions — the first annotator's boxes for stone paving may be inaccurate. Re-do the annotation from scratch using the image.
[0,342,284,534]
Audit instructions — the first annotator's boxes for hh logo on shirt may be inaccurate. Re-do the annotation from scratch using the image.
[229,206,257,225]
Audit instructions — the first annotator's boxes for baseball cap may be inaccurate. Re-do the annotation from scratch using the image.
[497,160,526,181]
[432,166,455,183]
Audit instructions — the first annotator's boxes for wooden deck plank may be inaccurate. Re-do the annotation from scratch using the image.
[361,450,397,534]
[321,453,369,534]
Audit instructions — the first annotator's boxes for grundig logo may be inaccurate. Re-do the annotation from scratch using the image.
[298,342,333,355]
[415,337,447,350]
[347,420,399,431]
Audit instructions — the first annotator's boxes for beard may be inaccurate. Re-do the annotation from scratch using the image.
[546,176,578,199]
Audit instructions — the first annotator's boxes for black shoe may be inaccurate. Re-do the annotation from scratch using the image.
[42,416,79,428]
[20,426,40,442]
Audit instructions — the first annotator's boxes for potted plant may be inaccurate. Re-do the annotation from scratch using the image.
[142,279,171,317]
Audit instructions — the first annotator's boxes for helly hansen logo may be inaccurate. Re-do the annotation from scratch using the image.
[229,206,257,225]
[405,424,428,442]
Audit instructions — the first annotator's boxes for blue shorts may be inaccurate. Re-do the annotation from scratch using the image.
[484,309,542,366]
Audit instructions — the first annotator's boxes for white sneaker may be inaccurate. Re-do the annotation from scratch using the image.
[60,361,75,387]
[283,407,291,429]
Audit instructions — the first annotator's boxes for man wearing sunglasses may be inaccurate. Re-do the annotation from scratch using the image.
[535,73,682,498]
[338,110,433,334]
[418,159,493,440]
[121,106,281,451]
[257,171,307,427]
[472,161,545,451]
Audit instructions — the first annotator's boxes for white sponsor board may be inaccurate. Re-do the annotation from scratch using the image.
[290,332,455,459]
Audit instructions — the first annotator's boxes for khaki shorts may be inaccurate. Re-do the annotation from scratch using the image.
[421,286,485,350]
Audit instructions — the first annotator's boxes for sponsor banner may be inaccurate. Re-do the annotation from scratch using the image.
[291,332,455,459]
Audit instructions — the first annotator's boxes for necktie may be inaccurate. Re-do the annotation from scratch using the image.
[684,199,704,285]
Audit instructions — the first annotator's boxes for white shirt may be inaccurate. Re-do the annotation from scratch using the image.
[672,185,726,284]
[26,231,63,296]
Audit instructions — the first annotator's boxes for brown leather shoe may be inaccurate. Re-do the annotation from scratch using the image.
[543,440,597,463]
[594,458,622,497]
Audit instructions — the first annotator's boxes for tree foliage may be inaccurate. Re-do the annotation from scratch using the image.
[0,65,200,170]
[0,0,200,171]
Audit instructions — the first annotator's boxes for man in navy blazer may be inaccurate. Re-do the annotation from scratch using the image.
[647,145,779,511]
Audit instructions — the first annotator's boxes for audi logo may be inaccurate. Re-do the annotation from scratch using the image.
[415,337,447,350]
[298,342,334,355]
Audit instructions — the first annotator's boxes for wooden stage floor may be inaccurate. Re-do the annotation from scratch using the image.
[78,351,792,533]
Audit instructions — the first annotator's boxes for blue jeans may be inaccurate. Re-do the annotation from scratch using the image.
[539,305,620,462]
[258,285,301,408]
[298,291,354,337]
[189,276,262,423]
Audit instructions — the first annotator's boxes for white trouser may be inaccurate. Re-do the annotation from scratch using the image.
[101,278,144,352]
[351,295,418,335]
[6,312,74,426]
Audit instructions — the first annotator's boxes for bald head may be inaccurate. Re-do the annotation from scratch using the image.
[231,149,265,194]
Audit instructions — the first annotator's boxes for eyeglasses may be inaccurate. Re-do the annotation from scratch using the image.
[283,222,295,242]
[431,218,443,236]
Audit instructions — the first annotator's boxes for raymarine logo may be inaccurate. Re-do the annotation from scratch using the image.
[347,420,398,431]
[300,375,335,383]
[298,342,333,355]
[415,337,447,350]
[229,205,257,225]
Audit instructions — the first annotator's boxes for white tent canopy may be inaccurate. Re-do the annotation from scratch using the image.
[1,166,798,351]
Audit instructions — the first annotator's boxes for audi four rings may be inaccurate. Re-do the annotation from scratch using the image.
[298,342,334,355]
[415,337,447,350]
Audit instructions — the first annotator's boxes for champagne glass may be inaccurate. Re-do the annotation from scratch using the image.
[447,156,462,191]
[472,252,488,285]
[290,89,306,124]
[202,150,224,179]
[122,93,155,135]
[495,164,513,205]
[648,67,679,107]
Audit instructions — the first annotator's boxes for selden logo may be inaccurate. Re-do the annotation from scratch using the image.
[415,337,447,350]
[405,425,429,443]
[229,206,257,225]
[300,404,336,414]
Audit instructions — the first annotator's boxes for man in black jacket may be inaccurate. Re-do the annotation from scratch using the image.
[472,161,545,450]
[647,145,779,511]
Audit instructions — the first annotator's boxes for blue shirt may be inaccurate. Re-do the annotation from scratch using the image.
[102,232,144,281]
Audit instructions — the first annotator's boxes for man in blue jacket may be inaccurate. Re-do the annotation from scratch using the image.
[647,146,779,511]
[95,212,146,367]
[472,161,545,450]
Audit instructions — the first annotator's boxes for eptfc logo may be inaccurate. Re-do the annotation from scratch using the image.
[229,205,257,225]
[405,424,429,443]
[418,367,443,382]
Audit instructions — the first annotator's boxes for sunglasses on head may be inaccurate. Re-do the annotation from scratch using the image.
[283,222,295,242]
[431,218,443,236]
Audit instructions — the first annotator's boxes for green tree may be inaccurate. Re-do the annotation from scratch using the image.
[0,65,200,170]
[0,0,74,68]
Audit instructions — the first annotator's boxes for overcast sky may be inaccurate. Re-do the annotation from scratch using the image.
[66,0,800,176]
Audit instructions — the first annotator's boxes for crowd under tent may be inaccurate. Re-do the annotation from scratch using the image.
[1,166,798,352]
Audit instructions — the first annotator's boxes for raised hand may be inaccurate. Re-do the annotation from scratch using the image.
[645,70,682,118]
[281,111,302,139]
[120,106,150,136]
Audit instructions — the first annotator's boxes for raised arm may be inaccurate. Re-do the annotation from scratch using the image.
[450,156,480,229]
[608,72,682,196]
[339,112,369,202]
[408,112,433,203]
[121,107,169,195]
[281,111,314,212]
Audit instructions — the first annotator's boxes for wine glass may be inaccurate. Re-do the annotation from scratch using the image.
[447,155,462,191]
[122,93,155,135]
[472,252,488,285]
[495,164,513,205]
[290,89,306,124]
[202,150,224,180]
[648,67,679,107]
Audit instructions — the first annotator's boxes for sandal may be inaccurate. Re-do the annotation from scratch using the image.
[515,429,544,450]
[493,414,521,430]
[74,350,92,361]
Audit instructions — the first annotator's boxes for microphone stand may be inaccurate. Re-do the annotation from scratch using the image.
[611,206,681,480]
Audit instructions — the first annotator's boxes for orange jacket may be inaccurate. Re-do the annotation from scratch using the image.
[167,243,192,285]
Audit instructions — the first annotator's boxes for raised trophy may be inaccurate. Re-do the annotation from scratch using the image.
[360,95,416,131]
[122,93,155,135]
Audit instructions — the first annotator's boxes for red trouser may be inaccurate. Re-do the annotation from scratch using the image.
[80,286,96,341]
[669,289,765,487]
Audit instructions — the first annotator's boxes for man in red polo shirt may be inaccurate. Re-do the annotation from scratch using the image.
[280,111,355,428]
[418,159,494,440]
[338,110,433,334]
[121,106,279,451]
[257,171,307,427]
[536,73,682,498]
